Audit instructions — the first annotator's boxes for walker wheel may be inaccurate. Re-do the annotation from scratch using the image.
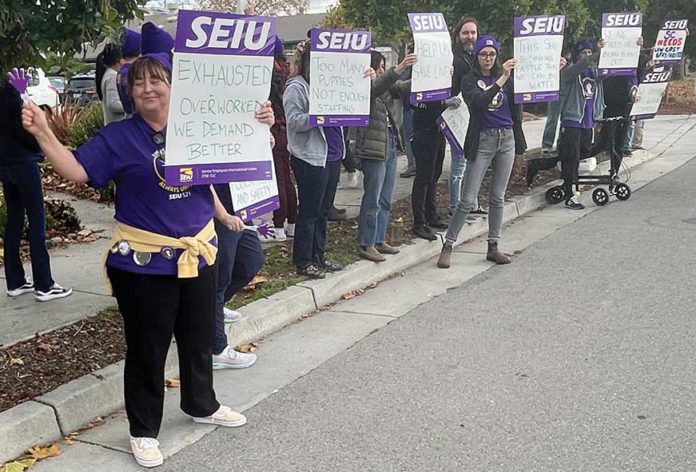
[546,186,564,204]
[592,188,609,206]
[615,183,631,201]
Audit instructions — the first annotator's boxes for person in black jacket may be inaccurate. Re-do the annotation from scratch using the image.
[437,36,527,269]
[0,79,72,301]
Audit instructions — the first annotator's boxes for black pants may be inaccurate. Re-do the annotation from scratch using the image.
[558,126,593,201]
[411,128,446,227]
[108,265,220,438]
[599,118,628,177]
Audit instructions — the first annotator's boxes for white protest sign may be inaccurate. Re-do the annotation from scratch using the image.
[165,10,275,186]
[308,29,371,127]
[630,68,671,119]
[408,13,453,104]
[653,19,689,65]
[229,164,279,222]
[513,15,565,104]
[436,93,470,157]
[598,12,643,77]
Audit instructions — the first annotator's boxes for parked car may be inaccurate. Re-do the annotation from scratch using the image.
[26,68,60,109]
[65,73,97,103]
[47,76,67,100]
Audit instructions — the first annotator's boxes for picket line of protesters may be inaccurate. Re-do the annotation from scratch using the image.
[0,6,669,469]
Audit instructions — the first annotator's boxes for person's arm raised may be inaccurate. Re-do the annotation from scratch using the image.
[21,101,89,183]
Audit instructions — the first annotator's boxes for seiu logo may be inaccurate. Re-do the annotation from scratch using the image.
[663,19,688,30]
[411,14,445,31]
[644,71,671,83]
[316,31,369,50]
[520,16,565,35]
[185,16,272,50]
[606,13,642,27]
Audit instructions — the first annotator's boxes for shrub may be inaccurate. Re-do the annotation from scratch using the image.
[46,97,84,145]
[66,101,104,150]
[0,194,81,239]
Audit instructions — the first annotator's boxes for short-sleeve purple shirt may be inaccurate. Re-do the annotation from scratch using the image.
[74,114,215,275]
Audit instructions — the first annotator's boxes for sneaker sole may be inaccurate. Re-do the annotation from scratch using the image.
[133,454,164,468]
[192,415,247,428]
[7,289,34,297]
[223,317,241,324]
[35,289,73,302]
[212,358,257,370]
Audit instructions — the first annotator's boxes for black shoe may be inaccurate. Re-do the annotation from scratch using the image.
[328,210,347,221]
[470,205,488,215]
[400,167,416,178]
[319,259,344,272]
[333,206,347,214]
[297,264,326,279]
[428,220,448,230]
[622,149,633,157]
[412,225,437,241]
[565,196,585,210]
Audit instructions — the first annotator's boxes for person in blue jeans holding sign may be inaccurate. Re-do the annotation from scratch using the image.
[438,36,527,269]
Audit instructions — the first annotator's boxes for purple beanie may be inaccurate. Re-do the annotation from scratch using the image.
[274,36,284,55]
[574,39,595,58]
[473,35,500,57]
[141,22,174,55]
[121,28,142,57]
[142,53,172,73]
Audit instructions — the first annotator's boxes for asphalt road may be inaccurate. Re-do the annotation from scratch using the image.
[163,157,696,471]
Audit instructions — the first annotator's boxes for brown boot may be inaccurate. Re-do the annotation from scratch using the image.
[437,242,453,268]
[486,241,511,265]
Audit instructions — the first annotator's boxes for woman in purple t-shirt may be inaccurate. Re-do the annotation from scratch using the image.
[21,54,274,468]
[438,35,527,269]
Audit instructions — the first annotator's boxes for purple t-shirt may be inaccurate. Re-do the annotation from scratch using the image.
[562,71,596,129]
[74,114,215,275]
[477,76,513,130]
[324,127,344,162]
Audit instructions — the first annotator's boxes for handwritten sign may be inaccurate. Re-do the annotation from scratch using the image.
[408,13,453,105]
[513,15,565,104]
[308,29,371,127]
[165,10,275,186]
[630,68,671,120]
[653,19,688,65]
[436,93,470,158]
[229,165,279,222]
[598,12,643,77]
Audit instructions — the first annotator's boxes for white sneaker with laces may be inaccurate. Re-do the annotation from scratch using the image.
[223,307,242,323]
[285,223,295,237]
[192,405,247,428]
[35,283,73,302]
[7,279,34,297]
[130,436,163,468]
[212,345,257,370]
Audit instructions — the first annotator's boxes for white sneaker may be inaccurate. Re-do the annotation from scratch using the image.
[212,345,257,370]
[7,279,34,297]
[223,307,242,323]
[257,227,286,243]
[35,283,73,302]
[192,405,247,427]
[285,223,295,237]
[129,436,163,468]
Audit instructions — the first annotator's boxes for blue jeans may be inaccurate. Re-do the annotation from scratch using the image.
[0,162,54,292]
[542,100,561,150]
[358,133,398,247]
[213,226,264,354]
[624,120,635,151]
[402,106,415,169]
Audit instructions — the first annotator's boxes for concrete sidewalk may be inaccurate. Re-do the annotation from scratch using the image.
[0,118,547,347]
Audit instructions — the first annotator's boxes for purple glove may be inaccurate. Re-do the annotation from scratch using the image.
[7,68,29,101]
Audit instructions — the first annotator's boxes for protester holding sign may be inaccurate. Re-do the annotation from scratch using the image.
[438,35,527,269]
[355,50,416,262]
[598,12,643,76]
[21,54,274,468]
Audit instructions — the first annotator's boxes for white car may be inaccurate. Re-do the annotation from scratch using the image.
[27,68,60,109]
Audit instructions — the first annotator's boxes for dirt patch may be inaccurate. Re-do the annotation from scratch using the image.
[659,76,696,115]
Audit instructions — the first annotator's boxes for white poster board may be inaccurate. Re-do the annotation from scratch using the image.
[408,13,453,104]
[436,94,470,157]
[598,12,643,77]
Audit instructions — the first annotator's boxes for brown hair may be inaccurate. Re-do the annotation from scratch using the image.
[292,41,311,83]
[127,56,171,97]
[453,17,480,44]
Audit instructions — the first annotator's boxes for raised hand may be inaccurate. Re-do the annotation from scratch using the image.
[7,67,30,101]
[255,100,274,125]
[501,58,517,77]
[21,101,50,137]
[395,53,418,74]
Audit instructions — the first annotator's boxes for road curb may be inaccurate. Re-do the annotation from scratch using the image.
[0,147,663,465]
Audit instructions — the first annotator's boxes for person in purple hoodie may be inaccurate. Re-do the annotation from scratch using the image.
[437,36,527,269]
[21,54,274,468]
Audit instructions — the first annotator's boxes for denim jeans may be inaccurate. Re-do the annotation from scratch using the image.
[0,161,54,292]
[212,226,264,354]
[446,129,515,244]
[402,106,416,169]
[448,150,467,211]
[358,132,398,247]
[624,120,635,151]
[291,156,334,268]
[411,128,445,227]
[542,100,561,150]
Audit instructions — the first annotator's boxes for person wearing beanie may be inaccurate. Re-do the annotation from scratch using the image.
[557,38,606,210]
[141,22,174,55]
[116,28,144,117]
[437,35,527,269]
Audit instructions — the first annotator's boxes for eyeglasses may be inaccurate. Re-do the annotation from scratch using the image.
[478,52,497,59]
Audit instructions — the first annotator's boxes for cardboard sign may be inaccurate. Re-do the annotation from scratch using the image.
[408,13,453,104]
[308,29,371,127]
[513,15,565,104]
[229,165,279,222]
[630,68,671,120]
[436,93,469,158]
[165,10,276,186]
[653,19,689,65]
[598,12,643,77]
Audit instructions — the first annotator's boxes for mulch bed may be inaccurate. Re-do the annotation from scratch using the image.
[0,308,125,412]
[658,76,696,115]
